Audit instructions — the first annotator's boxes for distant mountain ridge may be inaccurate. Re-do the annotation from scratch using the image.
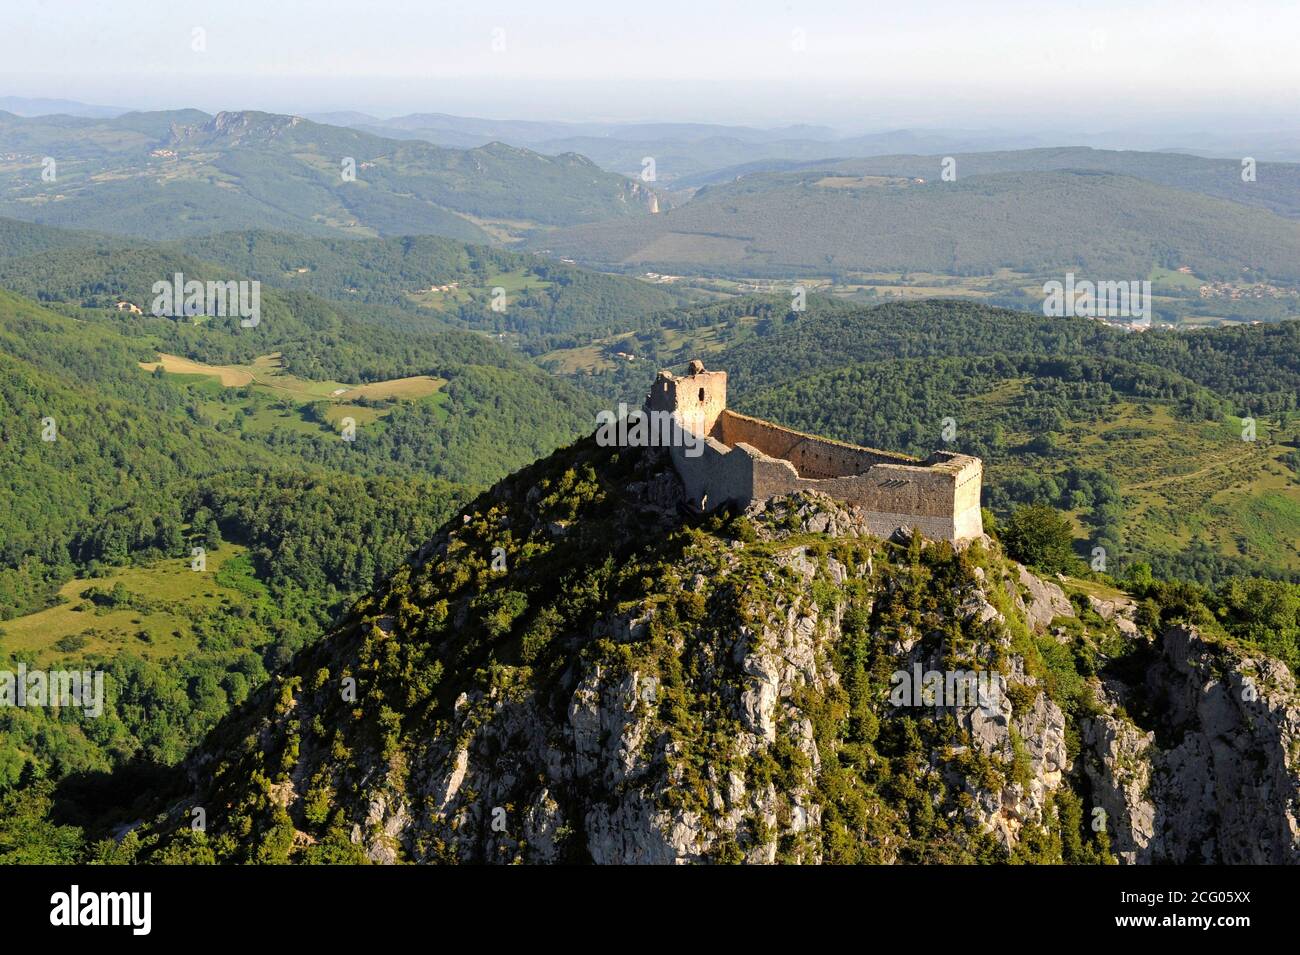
[321,112,1045,181]
[313,111,843,146]
[720,147,1300,220]
[0,95,129,119]
[531,167,1300,282]
[0,109,661,241]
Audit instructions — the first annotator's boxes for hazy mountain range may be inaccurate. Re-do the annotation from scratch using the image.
[0,109,659,241]
[10,95,1300,186]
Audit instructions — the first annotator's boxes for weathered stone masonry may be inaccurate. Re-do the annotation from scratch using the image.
[646,360,984,543]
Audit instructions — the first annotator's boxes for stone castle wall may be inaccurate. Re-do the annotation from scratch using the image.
[646,361,984,543]
[717,412,914,477]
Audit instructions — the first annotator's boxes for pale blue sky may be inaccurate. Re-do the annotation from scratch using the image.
[2,0,1296,129]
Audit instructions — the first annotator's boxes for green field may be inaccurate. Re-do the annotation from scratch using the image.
[0,545,264,666]
[404,267,557,310]
[541,313,762,374]
[1149,265,1205,291]
[140,351,449,434]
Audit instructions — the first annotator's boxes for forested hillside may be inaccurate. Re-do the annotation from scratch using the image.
[172,230,688,353]
[0,289,272,615]
[0,284,482,801]
[0,217,688,356]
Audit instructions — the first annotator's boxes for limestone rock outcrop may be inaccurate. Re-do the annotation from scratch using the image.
[1082,626,1300,863]
[163,440,1300,865]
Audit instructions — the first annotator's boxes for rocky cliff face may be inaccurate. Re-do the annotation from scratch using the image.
[138,439,1300,864]
[169,110,304,148]
[622,180,661,214]
[1082,626,1300,863]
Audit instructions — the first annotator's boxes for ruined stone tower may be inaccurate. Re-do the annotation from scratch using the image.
[646,360,984,543]
[647,358,727,436]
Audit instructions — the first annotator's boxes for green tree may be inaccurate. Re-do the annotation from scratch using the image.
[1003,504,1079,574]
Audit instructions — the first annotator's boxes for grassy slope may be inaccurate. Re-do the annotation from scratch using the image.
[0,546,257,666]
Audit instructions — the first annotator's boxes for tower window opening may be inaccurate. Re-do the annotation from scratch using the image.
[699,388,706,402]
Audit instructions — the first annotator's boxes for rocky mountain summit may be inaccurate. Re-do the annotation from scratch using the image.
[136,438,1300,864]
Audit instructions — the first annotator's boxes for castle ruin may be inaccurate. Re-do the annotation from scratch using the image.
[646,360,984,543]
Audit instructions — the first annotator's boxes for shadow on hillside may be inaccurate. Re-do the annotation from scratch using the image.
[49,758,188,837]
